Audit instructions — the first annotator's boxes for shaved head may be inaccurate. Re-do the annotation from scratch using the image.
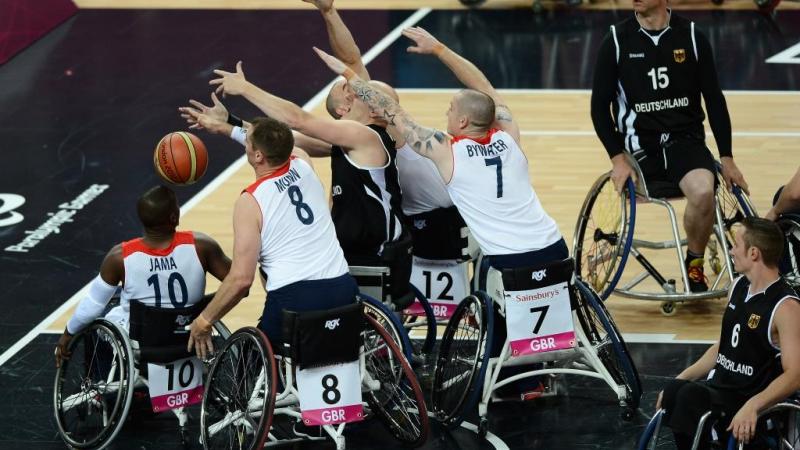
[454,89,495,130]
[369,80,400,103]
[325,80,350,119]
[137,185,179,230]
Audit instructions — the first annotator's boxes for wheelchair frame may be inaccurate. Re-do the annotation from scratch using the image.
[574,155,757,313]
[639,401,800,450]
[433,270,641,437]
[777,214,800,289]
[200,309,429,450]
[53,318,231,450]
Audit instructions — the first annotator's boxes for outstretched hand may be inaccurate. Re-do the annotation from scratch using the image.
[178,92,230,135]
[313,47,348,75]
[403,26,444,55]
[209,61,249,97]
[302,0,333,12]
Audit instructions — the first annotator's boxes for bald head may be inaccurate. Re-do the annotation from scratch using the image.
[454,89,495,130]
[137,185,179,230]
[325,80,350,119]
[369,80,400,103]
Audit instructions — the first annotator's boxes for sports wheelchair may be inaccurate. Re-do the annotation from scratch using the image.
[199,299,430,450]
[638,400,800,450]
[348,233,438,357]
[353,211,478,357]
[53,296,230,449]
[431,257,642,437]
[574,155,756,314]
[776,213,800,289]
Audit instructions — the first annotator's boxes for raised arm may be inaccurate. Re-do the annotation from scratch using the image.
[314,48,452,177]
[210,62,382,159]
[403,27,520,143]
[766,167,800,221]
[304,0,370,80]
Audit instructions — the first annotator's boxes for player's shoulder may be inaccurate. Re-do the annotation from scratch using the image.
[611,16,639,37]
[668,14,694,32]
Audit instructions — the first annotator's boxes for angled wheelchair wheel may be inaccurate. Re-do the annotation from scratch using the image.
[777,216,800,288]
[53,319,135,450]
[574,279,642,411]
[431,292,493,429]
[363,314,430,447]
[726,401,800,450]
[636,410,676,450]
[361,294,414,361]
[402,285,437,355]
[573,175,636,299]
[201,327,277,450]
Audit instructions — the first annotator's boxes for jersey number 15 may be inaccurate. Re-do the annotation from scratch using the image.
[647,67,670,90]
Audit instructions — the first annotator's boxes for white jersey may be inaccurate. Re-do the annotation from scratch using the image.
[246,157,349,291]
[396,143,453,216]
[447,129,562,255]
[106,231,207,329]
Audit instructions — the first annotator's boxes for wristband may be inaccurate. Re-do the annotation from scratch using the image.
[227,113,244,128]
[230,126,247,146]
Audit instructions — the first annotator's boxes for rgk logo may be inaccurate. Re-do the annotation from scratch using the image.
[324,318,340,330]
[531,269,547,281]
[0,194,25,227]
[175,315,191,327]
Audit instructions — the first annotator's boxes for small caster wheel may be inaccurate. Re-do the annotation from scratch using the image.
[620,407,635,421]
[478,418,489,439]
[660,301,676,316]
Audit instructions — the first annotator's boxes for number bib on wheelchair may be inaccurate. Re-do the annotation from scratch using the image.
[147,356,204,412]
[408,257,468,319]
[296,361,363,426]
[505,281,576,357]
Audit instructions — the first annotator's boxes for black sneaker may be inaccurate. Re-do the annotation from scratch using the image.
[687,258,709,292]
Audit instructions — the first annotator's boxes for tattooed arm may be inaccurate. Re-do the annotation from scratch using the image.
[315,47,452,178]
[402,27,521,144]
[352,76,453,176]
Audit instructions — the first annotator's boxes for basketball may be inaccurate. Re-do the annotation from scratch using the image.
[153,131,208,185]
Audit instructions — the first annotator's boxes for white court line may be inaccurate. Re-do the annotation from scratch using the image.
[396,88,800,95]
[622,333,715,345]
[460,421,510,450]
[0,7,433,368]
[519,130,800,138]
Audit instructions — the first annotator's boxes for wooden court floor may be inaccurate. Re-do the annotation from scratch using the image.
[45,89,800,341]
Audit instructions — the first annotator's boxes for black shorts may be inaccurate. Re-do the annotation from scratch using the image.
[633,133,718,191]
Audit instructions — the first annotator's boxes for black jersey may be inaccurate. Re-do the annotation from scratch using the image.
[330,124,405,265]
[709,276,799,397]
[591,13,732,158]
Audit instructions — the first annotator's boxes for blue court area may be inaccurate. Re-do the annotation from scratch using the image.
[1,6,799,449]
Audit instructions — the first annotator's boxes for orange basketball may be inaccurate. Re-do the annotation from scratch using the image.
[153,131,209,185]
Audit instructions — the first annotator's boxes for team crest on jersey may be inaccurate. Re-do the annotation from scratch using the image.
[747,314,761,329]
[673,49,686,63]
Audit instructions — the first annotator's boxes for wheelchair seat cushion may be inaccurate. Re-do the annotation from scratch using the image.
[128,295,211,359]
[408,206,468,260]
[641,180,684,200]
[499,257,574,292]
[282,302,363,370]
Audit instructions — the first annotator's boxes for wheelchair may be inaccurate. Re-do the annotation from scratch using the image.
[349,233,438,357]
[431,257,642,437]
[53,296,230,449]
[199,299,430,450]
[776,213,800,289]
[574,155,757,314]
[638,401,800,450]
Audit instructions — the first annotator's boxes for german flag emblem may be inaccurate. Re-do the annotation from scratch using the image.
[748,314,761,329]
[674,49,686,63]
